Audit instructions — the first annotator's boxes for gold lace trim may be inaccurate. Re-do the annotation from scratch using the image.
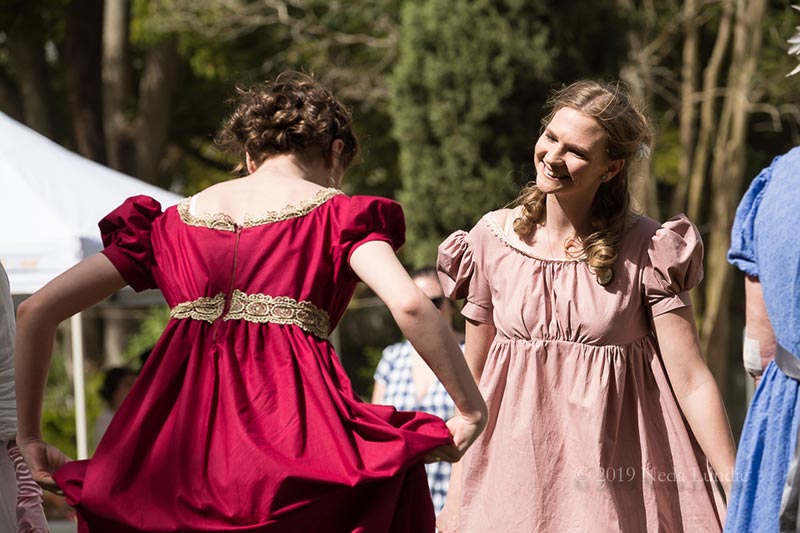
[170,291,330,338]
[169,293,225,323]
[224,290,330,338]
[178,188,343,231]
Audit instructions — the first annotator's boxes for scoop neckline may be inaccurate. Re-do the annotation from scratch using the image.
[482,214,586,263]
[482,210,642,263]
[177,187,343,231]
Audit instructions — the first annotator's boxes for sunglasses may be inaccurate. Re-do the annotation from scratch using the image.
[429,296,446,308]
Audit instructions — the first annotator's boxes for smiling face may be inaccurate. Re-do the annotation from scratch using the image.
[534,107,624,204]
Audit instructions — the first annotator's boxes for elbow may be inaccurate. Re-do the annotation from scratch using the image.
[389,291,428,321]
[16,297,39,324]
[16,294,57,328]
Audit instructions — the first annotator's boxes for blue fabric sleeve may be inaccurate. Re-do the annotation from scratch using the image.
[727,156,780,277]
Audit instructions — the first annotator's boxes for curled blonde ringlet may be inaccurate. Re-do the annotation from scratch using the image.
[513,80,653,285]
[215,71,358,174]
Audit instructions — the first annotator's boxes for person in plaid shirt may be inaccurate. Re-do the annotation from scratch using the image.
[372,266,460,515]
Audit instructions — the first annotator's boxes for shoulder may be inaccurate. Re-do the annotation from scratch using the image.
[770,146,800,177]
[329,193,403,224]
[471,208,511,242]
[623,213,698,244]
[330,192,400,209]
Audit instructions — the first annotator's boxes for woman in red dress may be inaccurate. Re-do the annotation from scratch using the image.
[14,73,487,532]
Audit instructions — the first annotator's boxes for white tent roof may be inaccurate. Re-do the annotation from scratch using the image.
[0,112,182,295]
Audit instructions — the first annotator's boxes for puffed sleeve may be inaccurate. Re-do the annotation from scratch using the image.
[338,196,405,267]
[98,195,163,292]
[727,156,779,277]
[437,226,493,325]
[642,215,704,317]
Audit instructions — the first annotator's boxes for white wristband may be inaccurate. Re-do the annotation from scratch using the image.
[743,333,762,377]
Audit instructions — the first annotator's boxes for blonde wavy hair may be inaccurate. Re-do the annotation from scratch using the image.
[513,80,653,285]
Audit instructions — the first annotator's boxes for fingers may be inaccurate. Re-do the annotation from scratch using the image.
[32,473,63,495]
[424,444,461,464]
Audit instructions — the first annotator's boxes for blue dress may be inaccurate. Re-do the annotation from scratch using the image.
[726,146,800,532]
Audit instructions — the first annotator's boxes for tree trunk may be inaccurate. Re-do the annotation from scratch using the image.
[686,0,733,225]
[64,0,106,163]
[135,36,182,184]
[102,0,135,173]
[670,0,699,214]
[0,73,23,121]
[6,35,55,139]
[617,0,658,216]
[699,0,767,397]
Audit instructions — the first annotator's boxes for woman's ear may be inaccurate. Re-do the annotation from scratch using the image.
[329,139,344,166]
[606,159,625,181]
[246,152,258,174]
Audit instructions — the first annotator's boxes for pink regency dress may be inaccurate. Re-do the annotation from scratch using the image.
[437,209,724,532]
[54,190,452,532]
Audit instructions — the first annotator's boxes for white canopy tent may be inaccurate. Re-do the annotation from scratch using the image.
[0,111,182,459]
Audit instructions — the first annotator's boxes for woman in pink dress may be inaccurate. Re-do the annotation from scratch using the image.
[436,80,736,532]
[14,73,487,532]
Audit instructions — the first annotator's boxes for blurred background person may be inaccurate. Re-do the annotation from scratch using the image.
[0,262,47,531]
[372,266,460,515]
[92,366,137,449]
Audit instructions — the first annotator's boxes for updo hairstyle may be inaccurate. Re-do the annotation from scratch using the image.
[513,80,653,285]
[217,72,358,173]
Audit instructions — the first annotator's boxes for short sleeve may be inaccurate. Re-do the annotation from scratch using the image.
[338,196,405,267]
[643,215,704,317]
[437,226,494,325]
[98,195,163,292]
[727,156,779,278]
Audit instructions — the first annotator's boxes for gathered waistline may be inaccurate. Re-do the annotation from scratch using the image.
[170,290,330,338]
[493,334,652,349]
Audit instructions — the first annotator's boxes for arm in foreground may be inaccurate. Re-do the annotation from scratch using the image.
[653,306,737,499]
[350,241,487,461]
[15,254,127,492]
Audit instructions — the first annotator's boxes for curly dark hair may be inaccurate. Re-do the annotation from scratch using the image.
[513,80,653,285]
[216,72,358,172]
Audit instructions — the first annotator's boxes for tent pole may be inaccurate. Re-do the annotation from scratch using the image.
[70,313,88,459]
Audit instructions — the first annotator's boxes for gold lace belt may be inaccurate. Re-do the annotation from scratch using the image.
[170,290,330,338]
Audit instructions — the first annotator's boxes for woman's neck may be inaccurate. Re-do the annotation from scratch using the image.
[250,154,330,188]
[543,194,594,241]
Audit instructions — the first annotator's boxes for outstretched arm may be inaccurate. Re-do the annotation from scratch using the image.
[16,254,127,491]
[652,306,736,499]
[350,241,487,460]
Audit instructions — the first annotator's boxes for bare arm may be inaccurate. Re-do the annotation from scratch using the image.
[350,241,487,459]
[652,306,736,498]
[16,254,126,490]
[743,276,776,386]
[464,319,495,383]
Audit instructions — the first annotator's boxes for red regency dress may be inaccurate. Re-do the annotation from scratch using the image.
[54,189,452,532]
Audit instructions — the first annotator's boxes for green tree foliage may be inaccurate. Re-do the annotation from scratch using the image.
[389,0,632,265]
[390,0,554,265]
